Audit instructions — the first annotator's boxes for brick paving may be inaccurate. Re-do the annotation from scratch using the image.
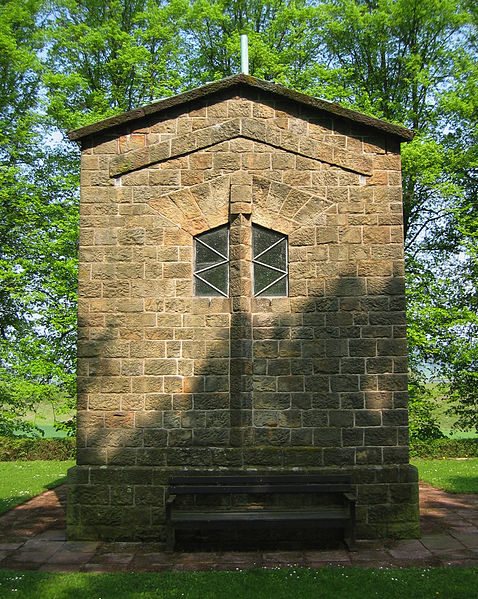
[0,482,477,572]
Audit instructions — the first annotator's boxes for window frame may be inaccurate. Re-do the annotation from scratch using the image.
[193,224,230,297]
[252,224,289,297]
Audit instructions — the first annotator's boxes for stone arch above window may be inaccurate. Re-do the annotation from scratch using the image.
[148,171,333,238]
[251,174,332,232]
[148,174,230,236]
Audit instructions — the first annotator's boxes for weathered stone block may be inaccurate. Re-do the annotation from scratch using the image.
[383,446,410,464]
[323,448,356,466]
[210,448,243,466]
[356,447,382,464]
[254,428,290,446]
[284,448,323,466]
[70,484,110,505]
[342,428,364,447]
[364,427,398,446]
[313,428,341,447]
[243,447,283,466]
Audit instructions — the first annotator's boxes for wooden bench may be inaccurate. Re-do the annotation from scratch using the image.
[165,474,356,551]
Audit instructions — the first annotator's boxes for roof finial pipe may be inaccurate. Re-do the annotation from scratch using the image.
[240,34,249,75]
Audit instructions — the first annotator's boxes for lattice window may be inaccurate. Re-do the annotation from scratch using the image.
[252,224,288,296]
[193,225,229,297]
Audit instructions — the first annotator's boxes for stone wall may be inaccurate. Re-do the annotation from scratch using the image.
[68,87,419,542]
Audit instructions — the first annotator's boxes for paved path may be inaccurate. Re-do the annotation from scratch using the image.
[0,483,477,572]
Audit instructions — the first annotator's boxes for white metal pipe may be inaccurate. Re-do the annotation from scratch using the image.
[240,34,249,75]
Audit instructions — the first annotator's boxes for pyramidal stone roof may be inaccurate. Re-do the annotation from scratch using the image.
[68,73,414,143]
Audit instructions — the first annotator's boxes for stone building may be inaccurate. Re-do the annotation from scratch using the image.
[67,74,419,542]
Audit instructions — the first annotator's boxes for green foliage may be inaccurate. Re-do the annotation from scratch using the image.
[408,379,444,441]
[0,0,42,153]
[0,459,74,514]
[436,3,478,432]
[0,144,78,437]
[183,0,322,88]
[315,0,467,126]
[0,437,76,461]
[43,0,188,129]
[409,438,478,459]
[0,0,78,436]
[0,0,42,335]
[446,351,478,433]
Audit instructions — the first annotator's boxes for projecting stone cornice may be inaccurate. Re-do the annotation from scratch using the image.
[109,117,373,178]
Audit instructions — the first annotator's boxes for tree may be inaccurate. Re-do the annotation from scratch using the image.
[0,0,78,436]
[182,0,323,88]
[0,0,43,435]
[0,0,42,335]
[308,0,477,432]
[435,0,478,431]
[43,0,188,130]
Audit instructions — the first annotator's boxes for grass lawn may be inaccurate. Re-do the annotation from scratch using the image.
[412,458,478,493]
[0,460,75,515]
[0,567,477,599]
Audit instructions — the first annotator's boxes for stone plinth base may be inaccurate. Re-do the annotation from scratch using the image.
[67,462,420,542]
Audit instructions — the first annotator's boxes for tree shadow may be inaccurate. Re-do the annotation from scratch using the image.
[71,261,414,546]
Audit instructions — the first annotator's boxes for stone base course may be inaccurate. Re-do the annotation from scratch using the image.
[66,463,419,542]
[0,483,478,572]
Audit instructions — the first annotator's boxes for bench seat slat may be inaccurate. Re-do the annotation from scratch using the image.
[171,507,349,524]
[169,484,353,494]
[170,475,351,485]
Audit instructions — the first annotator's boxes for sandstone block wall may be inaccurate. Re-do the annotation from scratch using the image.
[68,84,419,542]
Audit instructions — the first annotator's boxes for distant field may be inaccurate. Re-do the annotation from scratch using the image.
[21,401,74,439]
[442,430,478,439]
[422,383,478,439]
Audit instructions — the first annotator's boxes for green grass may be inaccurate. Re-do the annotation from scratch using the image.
[36,424,69,439]
[412,458,478,493]
[0,460,74,515]
[442,430,478,440]
[0,568,477,599]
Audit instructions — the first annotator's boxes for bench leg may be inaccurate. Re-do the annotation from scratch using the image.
[344,502,357,551]
[344,532,357,552]
[165,526,175,553]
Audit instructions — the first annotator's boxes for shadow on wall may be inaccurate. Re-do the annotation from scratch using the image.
[76,271,410,470]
